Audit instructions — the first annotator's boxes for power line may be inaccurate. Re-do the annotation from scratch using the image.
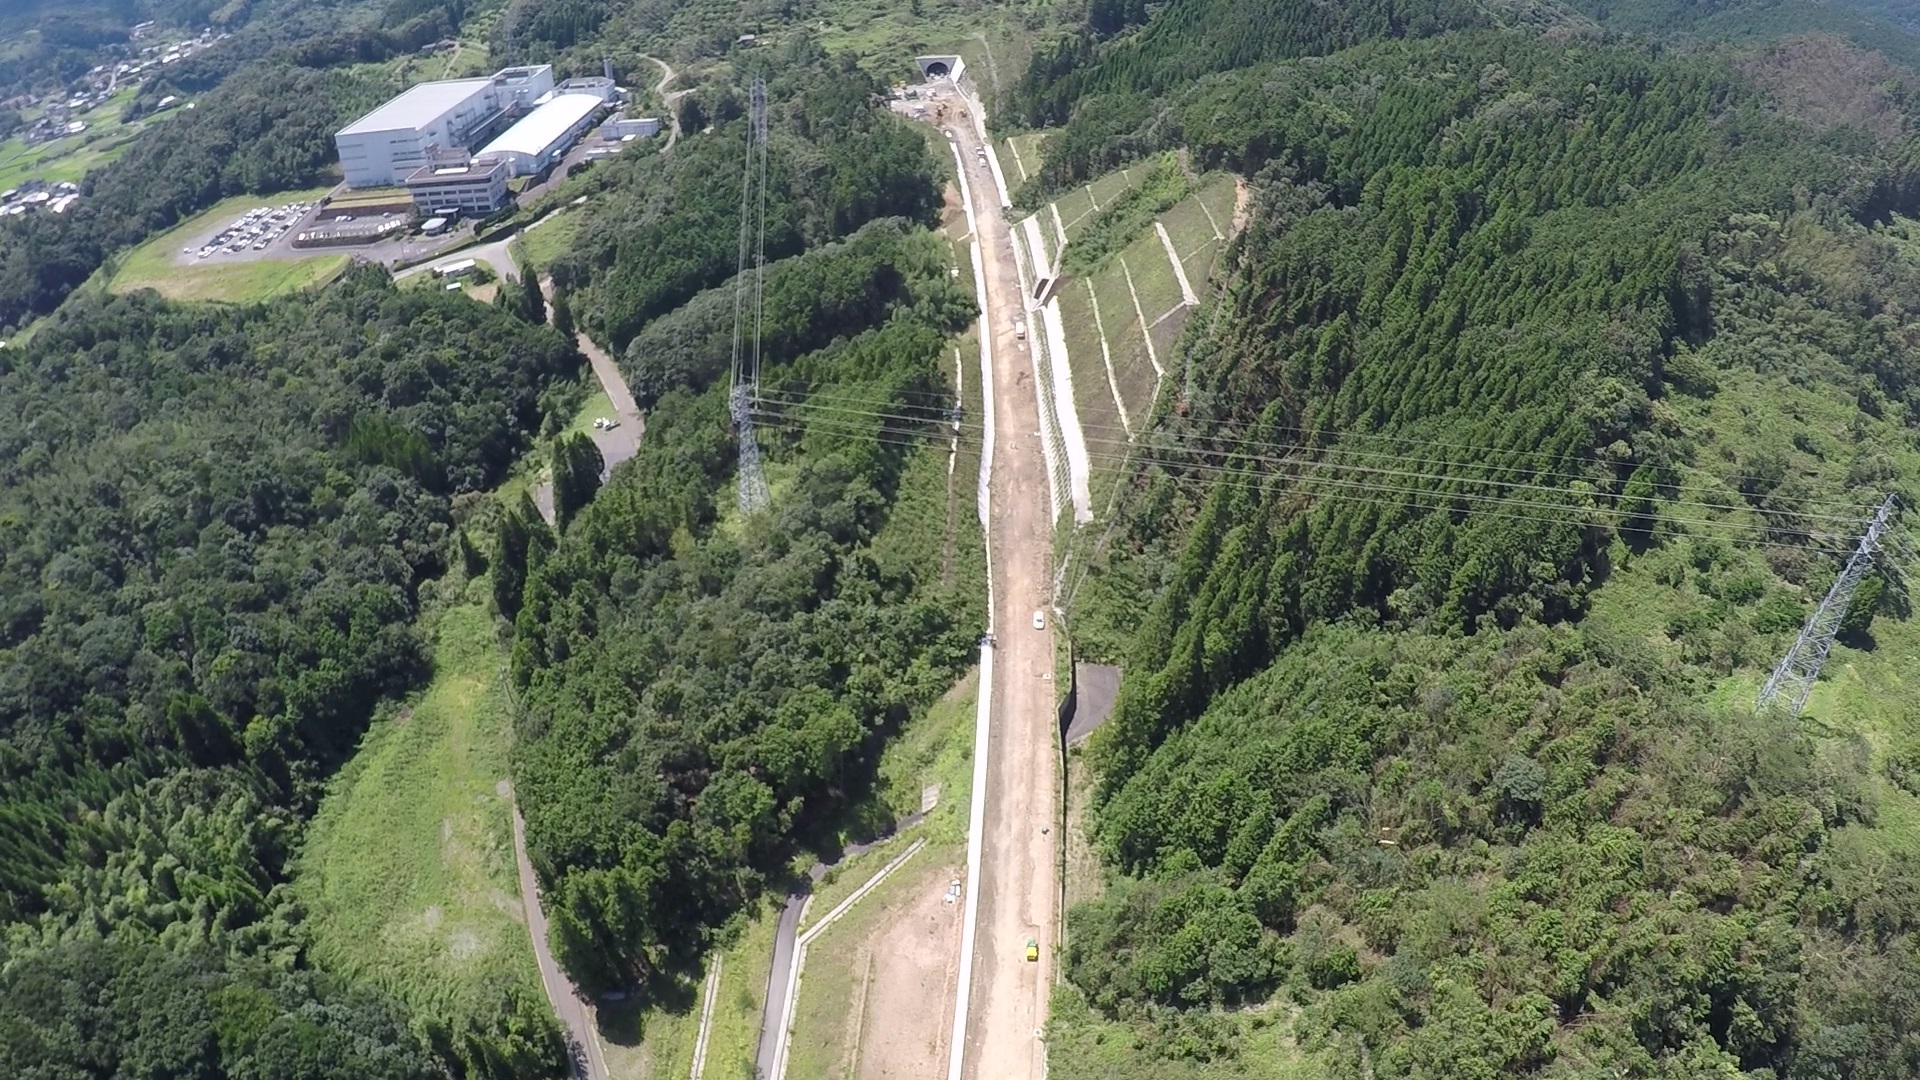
[750,383,1860,524]
[748,410,1849,558]
[747,396,1859,547]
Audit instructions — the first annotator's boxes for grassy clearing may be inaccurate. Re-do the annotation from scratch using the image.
[1198,174,1241,237]
[1091,266,1159,418]
[1055,185,1097,239]
[1063,748,1104,911]
[1121,229,1187,322]
[1058,276,1129,510]
[296,585,539,1024]
[598,900,779,1080]
[1160,176,1234,286]
[563,389,617,438]
[806,0,1061,84]
[1048,987,1326,1080]
[1161,187,1225,254]
[1001,131,1050,185]
[785,844,965,1080]
[516,210,581,273]
[1146,305,1188,385]
[111,252,350,303]
[107,185,345,303]
[1086,168,1143,213]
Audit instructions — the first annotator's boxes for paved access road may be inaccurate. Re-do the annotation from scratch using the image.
[941,86,1061,1080]
[511,799,610,1080]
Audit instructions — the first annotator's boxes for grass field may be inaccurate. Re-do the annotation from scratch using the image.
[1198,175,1240,237]
[1161,175,1235,286]
[1000,131,1050,185]
[1058,277,1129,513]
[515,210,581,273]
[1086,168,1142,212]
[805,0,1064,88]
[107,185,346,303]
[1055,185,1097,239]
[1049,987,1326,1080]
[1063,749,1103,911]
[296,586,541,1024]
[1119,229,1188,322]
[1092,266,1161,423]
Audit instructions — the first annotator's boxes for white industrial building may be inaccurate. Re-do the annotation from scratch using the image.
[334,65,555,188]
[404,152,511,215]
[475,92,605,176]
[600,114,661,140]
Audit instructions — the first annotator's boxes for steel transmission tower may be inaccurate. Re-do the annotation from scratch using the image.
[1757,493,1898,715]
[730,76,772,515]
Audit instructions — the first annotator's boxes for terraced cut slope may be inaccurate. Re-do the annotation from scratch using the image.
[1048,172,1237,510]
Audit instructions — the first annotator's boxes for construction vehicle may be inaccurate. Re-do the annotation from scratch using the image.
[1025,939,1040,962]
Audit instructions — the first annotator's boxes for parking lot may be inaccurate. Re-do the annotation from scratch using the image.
[180,200,319,264]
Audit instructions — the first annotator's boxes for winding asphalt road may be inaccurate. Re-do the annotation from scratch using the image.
[512,800,610,1080]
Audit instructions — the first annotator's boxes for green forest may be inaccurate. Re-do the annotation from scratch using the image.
[1042,0,1920,1076]
[512,227,981,994]
[15,0,1920,1073]
[0,270,580,1078]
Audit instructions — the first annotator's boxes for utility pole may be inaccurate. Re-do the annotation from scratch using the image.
[729,76,772,515]
[1756,493,1898,716]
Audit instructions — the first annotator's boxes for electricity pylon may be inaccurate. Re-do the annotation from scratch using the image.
[1756,493,1898,716]
[730,76,772,515]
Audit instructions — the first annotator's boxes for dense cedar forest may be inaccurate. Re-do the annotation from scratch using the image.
[0,270,579,1078]
[511,187,981,991]
[1040,0,1920,1076]
[548,38,945,352]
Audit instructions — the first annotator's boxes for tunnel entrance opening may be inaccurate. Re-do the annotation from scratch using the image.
[913,55,964,82]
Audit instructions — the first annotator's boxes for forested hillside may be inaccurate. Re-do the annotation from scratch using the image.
[549,37,943,351]
[0,269,579,1078]
[1045,9,1920,1077]
[510,210,982,991]
[1007,0,1491,130]
[1562,0,1920,65]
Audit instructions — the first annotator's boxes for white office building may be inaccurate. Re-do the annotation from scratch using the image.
[404,153,511,215]
[474,92,604,176]
[334,65,555,188]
